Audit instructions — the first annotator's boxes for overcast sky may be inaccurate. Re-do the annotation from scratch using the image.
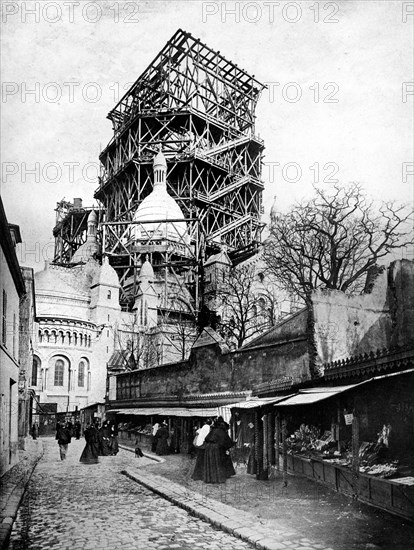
[1,0,413,271]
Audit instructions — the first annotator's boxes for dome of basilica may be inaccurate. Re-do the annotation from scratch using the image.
[131,151,187,242]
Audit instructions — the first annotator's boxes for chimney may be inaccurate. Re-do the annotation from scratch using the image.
[73,198,83,208]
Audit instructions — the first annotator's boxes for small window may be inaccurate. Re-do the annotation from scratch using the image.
[32,356,40,386]
[78,361,85,387]
[107,290,111,299]
[2,290,7,346]
[54,359,64,386]
[13,313,16,357]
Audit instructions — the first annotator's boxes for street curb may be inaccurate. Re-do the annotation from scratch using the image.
[0,441,44,550]
[118,444,165,463]
[122,468,292,550]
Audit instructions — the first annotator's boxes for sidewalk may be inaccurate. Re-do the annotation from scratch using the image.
[121,440,414,550]
[0,439,43,550]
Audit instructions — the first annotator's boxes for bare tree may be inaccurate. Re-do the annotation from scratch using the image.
[115,317,159,371]
[159,305,197,362]
[215,263,277,348]
[264,183,414,303]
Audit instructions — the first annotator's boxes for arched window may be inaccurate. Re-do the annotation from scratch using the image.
[78,361,85,387]
[54,359,64,386]
[107,290,111,299]
[32,356,40,386]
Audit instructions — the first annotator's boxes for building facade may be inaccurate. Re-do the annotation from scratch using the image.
[31,211,122,427]
[0,198,26,475]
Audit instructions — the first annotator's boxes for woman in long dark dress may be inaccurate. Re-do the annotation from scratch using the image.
[99,421,111,456]
[192,420,211,481]
[79,424,100,464]
[203,419,235,484]
[155,423,169,456]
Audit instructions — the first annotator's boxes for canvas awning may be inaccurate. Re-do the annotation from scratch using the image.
[229,395,295,409]
[275,369,414,407]
[108,407,219,417]
[274,385,358,407]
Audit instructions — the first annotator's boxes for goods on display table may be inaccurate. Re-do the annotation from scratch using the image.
[285,423,405,480]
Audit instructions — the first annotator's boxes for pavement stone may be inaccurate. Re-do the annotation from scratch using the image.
[8,438,255,550]
[0,439,43,550]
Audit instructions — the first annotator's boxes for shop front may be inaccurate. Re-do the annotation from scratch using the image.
[273,369,414,520]
[107,402,236,455]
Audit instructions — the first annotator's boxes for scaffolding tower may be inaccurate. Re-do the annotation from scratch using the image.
[95,29,266,308]
[53,198,104,264]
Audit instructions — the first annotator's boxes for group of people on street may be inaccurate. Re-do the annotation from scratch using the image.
[192,417,236,484]
[54,418,119,464]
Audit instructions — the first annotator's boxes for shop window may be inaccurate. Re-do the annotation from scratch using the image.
[54,359,64,386]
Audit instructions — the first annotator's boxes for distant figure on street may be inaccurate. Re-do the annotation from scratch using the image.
[203,418,235,484]
[66,420,73,437]
[99,421,111,456]
[31,423,39,440]
[151,422,160,452]
[108,422,119,456]
[192,419,211,481]
[79,423,100,464]
[155,422,169,456]
[74,420,81,440]
[56,422,72,461]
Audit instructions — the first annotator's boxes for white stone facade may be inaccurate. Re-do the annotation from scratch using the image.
[32,256,121,415]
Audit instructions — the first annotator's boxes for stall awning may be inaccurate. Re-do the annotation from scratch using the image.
[108,407,219,417]
[275,368,414,407]
[274,385,359,407]
[230,395,295,409]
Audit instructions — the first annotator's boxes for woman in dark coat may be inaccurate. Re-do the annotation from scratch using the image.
[203,419,235,484]
[79,424,100,464]
[99,421,111,456]
[155,423,169,456]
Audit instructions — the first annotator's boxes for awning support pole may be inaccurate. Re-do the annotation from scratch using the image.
[275,412,280,472]
[282,417,288,487]
[352,411,360,498]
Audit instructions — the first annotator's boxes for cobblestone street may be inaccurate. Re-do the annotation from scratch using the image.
[8,438,252,550]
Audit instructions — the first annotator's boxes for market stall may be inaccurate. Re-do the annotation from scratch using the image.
[274,370,414,520]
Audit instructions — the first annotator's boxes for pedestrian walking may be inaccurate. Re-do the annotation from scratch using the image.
[192,419,211,481]
[79,423,100,464]
[155,422,169,456]
[109,422,119,455]
[31,422,39,440]
[56,422,72,461]
[203,417,235,484]
[99,420,111,456]
[151,421,160,452]
[74,420,81,440]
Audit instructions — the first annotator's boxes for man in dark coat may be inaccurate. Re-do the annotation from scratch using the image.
[56,422,72,461]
